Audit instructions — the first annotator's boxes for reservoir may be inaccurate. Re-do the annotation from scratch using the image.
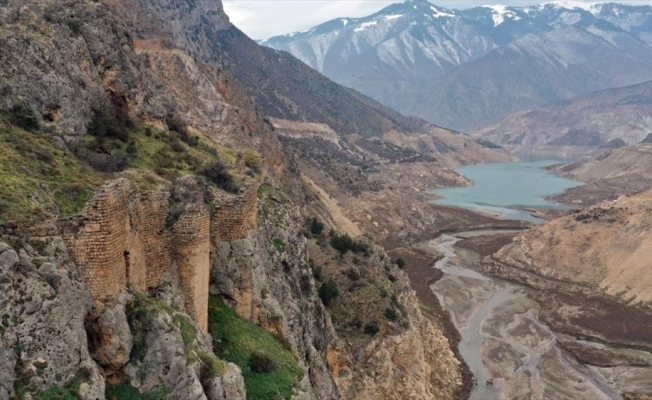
[425,160,646,399]
[430,159,580,222]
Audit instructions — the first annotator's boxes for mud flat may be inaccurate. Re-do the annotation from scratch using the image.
[428,233,652,400]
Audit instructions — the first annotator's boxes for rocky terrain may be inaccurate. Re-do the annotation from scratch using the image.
[0,0,520,398]
[263,0,652,132]
[475,80,652,157]
[548,144,652,206]
[477,190,652,398]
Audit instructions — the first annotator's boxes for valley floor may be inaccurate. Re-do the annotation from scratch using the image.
[403,225,652,400]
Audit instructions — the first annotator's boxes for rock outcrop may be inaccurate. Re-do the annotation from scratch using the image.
[0,0,479,398]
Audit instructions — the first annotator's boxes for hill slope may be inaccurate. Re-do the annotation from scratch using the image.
[475,80,652,156]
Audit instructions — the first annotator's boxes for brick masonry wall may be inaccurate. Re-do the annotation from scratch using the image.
[173,206,211,332]
[0,177,260,333]
[209,183,258,245]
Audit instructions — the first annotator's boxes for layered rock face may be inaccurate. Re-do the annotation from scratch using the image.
[547,144,652,206]
[492,190,652,305]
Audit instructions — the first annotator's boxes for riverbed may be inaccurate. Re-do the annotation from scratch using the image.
[428,233,652,399]
[424,160,652,399]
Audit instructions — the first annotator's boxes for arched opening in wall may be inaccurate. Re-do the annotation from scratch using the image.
[124,250,131,282]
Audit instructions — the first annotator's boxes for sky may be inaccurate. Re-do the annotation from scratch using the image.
[222,0,652,40]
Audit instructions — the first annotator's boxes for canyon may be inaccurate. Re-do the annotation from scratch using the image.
[1,0,652,399]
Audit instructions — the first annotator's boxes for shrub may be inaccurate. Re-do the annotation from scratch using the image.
[308,217,324,235]
[330,233,368,255]
[88,151,129,172]
[9,103,39,131]
[395,258,406,269]
[384,308,398,322]
[249,353,275,373]
[88,106,130,142]
[67,19,83,34]
[364,322,380,336]
[330,233,354,255]
[318,279,339,306]
[344,268,360,281]
[199,160,239,193]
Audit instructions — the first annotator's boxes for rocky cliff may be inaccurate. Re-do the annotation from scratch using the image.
[0,0,475,398]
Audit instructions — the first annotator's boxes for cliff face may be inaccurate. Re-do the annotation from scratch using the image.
[0,0,472,398]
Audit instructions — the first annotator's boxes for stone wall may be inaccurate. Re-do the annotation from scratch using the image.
[60,179,173,299]
[0,177,259,333]
[209,184,258,244]
[172,206,211,332]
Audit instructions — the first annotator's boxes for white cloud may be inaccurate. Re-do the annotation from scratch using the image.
[224,1,391,40]
[223,0,652,40]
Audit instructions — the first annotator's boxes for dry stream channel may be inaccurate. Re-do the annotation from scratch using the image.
[428,161,652,399]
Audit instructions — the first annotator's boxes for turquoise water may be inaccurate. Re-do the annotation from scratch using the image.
[431,159,580,223]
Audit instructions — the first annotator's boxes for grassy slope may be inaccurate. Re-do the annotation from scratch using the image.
[207,296,303,400]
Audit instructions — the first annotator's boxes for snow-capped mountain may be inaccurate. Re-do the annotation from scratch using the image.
[261,0,652,131]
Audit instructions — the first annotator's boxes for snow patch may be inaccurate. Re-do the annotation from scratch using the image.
[482,4,521,26]
[542,1,600,13]
[430,6,455,18]
[384,14,404,21]
[354,20,379,32]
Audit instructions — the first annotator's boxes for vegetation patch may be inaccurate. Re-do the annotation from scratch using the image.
[271,237,286,253]
[12,367,91,400]
[208,296,303,400]
[329,232,369,255]
[318,278,339,306]
[105,376,169,400]
[0,112,102,223]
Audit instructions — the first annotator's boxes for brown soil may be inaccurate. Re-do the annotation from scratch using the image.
[557,335,651,368]
[456,233,519,258]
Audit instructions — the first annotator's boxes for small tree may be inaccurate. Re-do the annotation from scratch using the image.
[9,103,39,131]
[364,322,380,336]
[395,258,406,269]
[330,233,354,255]
[318,279,339,306]
[309,217,324,235]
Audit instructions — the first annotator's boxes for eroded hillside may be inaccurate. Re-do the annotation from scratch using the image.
[549,144,652,206]
[483,190,652,358]
[0,0,502,398]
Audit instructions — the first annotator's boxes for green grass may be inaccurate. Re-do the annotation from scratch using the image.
[0,112,244,223]
[105,377,168,400]
[0,115,102,223]
[173,314,197,348]
[208,296,303,400]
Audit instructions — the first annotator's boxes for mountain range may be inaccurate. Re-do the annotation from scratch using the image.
[262,0,652,132]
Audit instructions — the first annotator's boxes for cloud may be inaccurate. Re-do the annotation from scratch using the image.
[223,0,652,40]
[224,0,391,40]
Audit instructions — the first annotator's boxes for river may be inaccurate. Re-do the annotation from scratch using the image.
[426,160,636,399]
